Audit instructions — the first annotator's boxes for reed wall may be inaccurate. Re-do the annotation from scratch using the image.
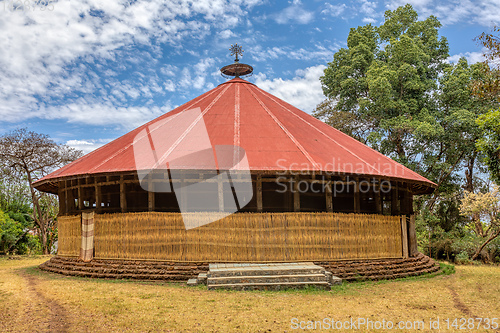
[57,215,81,256]
[89,212,402,262]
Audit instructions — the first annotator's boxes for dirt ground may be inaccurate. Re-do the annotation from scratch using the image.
[0,256,499,332]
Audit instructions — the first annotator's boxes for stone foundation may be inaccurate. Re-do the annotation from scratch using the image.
[39,253,439,283]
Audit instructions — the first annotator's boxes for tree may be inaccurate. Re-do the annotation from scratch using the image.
[316,5,500,260]
[0,129,82,254]
[477,109,500,185]
[317,5,497,200]
[460,185,500,260]
[474,27,500,185]
[472,26,500,101]
[318,4,449,165]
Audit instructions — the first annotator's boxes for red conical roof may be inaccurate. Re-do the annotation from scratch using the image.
[34,77,436,193]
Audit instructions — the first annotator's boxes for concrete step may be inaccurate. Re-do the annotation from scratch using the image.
[207,281,332,291]
[207,273,328,285]
[201,262,335,290]
[207,262,325,278]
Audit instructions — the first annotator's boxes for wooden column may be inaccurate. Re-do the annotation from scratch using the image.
[95,182,101,213]
[408,214,418,257]
[77,181,83,211]
[374,179,382,214]
[148,173,154,212]
[409,189,414,214]
[391,181,399,215]
[354,177,360,213]
[58,183,66,216]
[256,175,263,212]
[400,183,410,214]
[218,173,224,212]
[293,176,300,212]
[325,180,333,212]
[401,215,409,258]
[66,181,74,213]
[120,175,127,213]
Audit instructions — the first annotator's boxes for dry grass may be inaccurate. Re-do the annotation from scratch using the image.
[1,256,499,332]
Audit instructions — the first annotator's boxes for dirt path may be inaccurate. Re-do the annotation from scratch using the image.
[19,270,69,333]
[446,283,476,318]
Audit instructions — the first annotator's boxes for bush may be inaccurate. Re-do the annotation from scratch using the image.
[455,251,471,264]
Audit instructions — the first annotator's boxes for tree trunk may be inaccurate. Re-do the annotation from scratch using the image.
[471,229,500,261]
[24,165,49,254]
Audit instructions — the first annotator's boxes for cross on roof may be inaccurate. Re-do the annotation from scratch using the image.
[230,44,244,62]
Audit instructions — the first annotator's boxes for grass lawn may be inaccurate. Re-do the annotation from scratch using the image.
[0,256,498,332]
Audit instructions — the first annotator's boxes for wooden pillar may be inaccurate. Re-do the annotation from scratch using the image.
[293,175,300,212]
[148,173,154,212]
[374,178,382,214]
[354,177,360,213]
[77,181,83,211]
[391,181,399,215]
[256,174,263,212]
[58,182,66,216]
[401,215,409,258]
[120,175,127,213]
[95,181,101,213]
[66,180,74,213]
[409,188,414,214]
[325,180,333,212]
[218,173,224,212]
[408,214,418,256]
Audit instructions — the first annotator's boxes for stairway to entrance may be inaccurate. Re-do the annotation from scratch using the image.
[188,262,341,291]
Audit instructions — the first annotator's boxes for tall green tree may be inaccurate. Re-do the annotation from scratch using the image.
[316,5,500,260]
[318,5,449,165]
[475,26,500,185]
[317,5,497,197]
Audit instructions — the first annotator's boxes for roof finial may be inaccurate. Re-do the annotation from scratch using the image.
[230,44,244,63]
[221,43,253,79]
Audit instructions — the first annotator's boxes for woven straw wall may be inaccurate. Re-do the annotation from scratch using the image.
[89,212,402,262]
[57,215,81,256]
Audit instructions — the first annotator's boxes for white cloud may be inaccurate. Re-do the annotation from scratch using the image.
[218,29,236,39]
[252,43,339,62]
[0,0,263,127]
[447,51,486,64]
[385,0,500,26]
[66,139,112,154]
[40,102,170,129]
[321,3,347,17]
[274,3,314,24]
[254,65,327,113]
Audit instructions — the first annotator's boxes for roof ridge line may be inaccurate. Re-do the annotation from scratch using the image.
[233,84,241,167]
[256,87,384,175]
[244,84,320,170]
[86,84,226,174]
[154,84,232,168]
[257,89,432,182]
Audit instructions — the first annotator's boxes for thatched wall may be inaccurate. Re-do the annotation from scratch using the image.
[57,215,82,256]
[53,212,404,261]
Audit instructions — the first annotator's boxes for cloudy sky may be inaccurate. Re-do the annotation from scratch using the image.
[0,0,499,154]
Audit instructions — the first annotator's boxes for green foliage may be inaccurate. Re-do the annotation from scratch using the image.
[319,5,450,164]
[439,262,455,275]
[317,4,500,263]
[0,210,22,253]
[477,108,500,185]
[0,209,39,254]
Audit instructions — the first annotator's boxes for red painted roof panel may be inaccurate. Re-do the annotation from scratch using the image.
[35,78,436,192]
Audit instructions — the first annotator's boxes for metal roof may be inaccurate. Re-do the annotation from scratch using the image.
[34,78,436,193]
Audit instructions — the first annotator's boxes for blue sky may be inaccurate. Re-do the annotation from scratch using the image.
[0,0,499,154]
